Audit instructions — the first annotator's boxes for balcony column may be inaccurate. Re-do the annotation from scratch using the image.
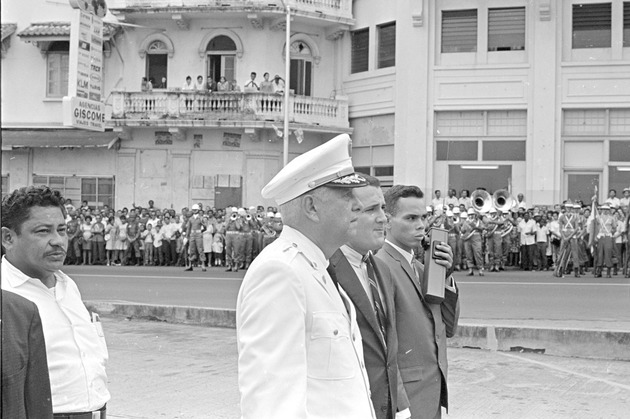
[166,91,180,118]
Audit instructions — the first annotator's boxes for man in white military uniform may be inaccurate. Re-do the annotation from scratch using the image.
[237,134,376,419]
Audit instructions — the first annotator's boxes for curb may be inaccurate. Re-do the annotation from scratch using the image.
[85,301,630,361]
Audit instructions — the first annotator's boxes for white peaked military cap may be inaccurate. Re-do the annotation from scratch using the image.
[467,208,476,215]
[266,211,275,217]
[446,210,454,217]
[452,207,460,214]
[191,204,200,210]
[600,204,610,210]
[489,208,497,214]
[231,206,238,212]
[426,206,434,213]
[238,208,247,216]
[274,212,282,219]
[261,134,368,205]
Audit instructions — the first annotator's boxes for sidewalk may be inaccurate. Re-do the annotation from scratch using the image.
[103,316,630,419]
[87,300,630,361]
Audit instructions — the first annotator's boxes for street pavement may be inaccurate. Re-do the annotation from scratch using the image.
[103,316,630,419]
[66,265,630,330]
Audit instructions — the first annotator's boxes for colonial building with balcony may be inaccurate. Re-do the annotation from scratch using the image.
[2,0,353,209]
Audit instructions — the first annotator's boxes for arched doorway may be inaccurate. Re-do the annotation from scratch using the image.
[290,40,313,96]
[206,35,237,85]
[146,40,169,88]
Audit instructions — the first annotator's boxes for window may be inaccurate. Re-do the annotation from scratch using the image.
[32,175,114,209]
[488,7,525,51]
[377,22,396,68]
[1,175,8,199]
[207,35,237,84]
[609,141,630,162]
[46,41,69,98]
[441,9,477,53]
[374,166,394,176]
[436,141,478,160]
[290,41,312,96]
[624,2,630,47]
[482,141,526,160]
[146,40,168,88]
[572,3,612,49]
[609,166,630,197]
[351,28,369,73]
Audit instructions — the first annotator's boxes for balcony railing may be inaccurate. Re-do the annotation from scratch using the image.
[110,91,349,128]
[107,0,352,20]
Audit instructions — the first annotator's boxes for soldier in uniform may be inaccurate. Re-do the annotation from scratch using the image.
[484,208,503,272]
[65,211,81,265]
[556,203,583,277]
[445,210,461,272]
[240,208,261,269]
[184,203,207,272]
[499,210,515,271]
[224,207,244,272]
[461,208,485,276]
[595,204,617,278]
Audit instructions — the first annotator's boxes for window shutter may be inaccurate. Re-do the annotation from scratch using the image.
[572,3,612,48]
[441,9,477,53]
[377,22,396,68]
[351,28,369,73]
[488,7,526,51]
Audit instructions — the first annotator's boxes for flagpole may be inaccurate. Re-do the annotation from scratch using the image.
[282,2,291,167]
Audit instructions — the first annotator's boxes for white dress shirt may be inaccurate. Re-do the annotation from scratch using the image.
[1,256,110,413]
[385,240,456,291]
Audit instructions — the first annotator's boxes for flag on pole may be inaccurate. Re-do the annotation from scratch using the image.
[294,127,304,144]
[271,124,283,138]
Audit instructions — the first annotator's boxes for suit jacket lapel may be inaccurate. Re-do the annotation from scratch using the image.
[383,242,425,302]
[330,251,384,346]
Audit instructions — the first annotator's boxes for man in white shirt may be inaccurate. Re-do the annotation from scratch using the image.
[431,190,444,215]
[605,189,621,209]
[518,212,537,271]
[620,187,630,210]
[1,185,109,418]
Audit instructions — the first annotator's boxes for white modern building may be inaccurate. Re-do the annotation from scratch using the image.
[2,0,629,209]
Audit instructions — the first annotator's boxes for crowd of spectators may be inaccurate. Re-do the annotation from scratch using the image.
[62,199,283,271]
[43,185,630,278]
[423,187,630,278]
[140,71,285,95]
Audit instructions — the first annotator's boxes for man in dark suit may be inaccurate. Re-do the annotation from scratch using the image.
[1,289,53,418]
[329,175,410,419]
[376,185,460,419]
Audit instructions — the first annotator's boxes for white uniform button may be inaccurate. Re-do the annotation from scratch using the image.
[333,329,338,336]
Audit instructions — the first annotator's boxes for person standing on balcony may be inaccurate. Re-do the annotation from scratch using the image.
[182,75,194,110]
[217,76,230,92]
[206,76,215,92]
[231,79,241,92]
[244,72,259,91]
[260,72,274,93]
[273,74,285,94]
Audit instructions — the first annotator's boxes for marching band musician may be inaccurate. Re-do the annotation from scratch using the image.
[461,208,486,276]
[556,203,584,277]
[483,208,503,272]
[241,208,262,270]
[445,209,462,272]
[595,204,617,278]
[260,212,278,250]
[224,207,245,272]
[499,210,515,271]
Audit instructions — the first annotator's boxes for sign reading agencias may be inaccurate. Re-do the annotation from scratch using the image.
[63,0,108,132]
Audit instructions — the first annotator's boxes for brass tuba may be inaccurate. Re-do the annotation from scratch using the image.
[471,190,493,213]
[493,189,515,212]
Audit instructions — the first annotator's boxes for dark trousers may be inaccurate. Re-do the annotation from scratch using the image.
[536,242,547,269]
[162,240,173,265]
[91,240,106,265]
[521,244,536,270]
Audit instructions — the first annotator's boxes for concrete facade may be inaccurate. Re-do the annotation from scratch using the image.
[2,0,629,208]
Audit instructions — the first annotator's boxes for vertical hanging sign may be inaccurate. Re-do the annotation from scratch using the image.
[63,0,108,132]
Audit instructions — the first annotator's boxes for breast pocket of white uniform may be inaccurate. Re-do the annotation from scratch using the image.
[307,312,356,380]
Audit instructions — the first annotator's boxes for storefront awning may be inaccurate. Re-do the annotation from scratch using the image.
[1,23,17,41]
[17,21,118,42]
[2,129,119,150]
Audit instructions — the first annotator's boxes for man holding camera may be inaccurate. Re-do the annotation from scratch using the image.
[376,185,460,419]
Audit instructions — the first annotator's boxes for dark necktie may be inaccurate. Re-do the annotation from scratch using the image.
[363,253,387,349]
